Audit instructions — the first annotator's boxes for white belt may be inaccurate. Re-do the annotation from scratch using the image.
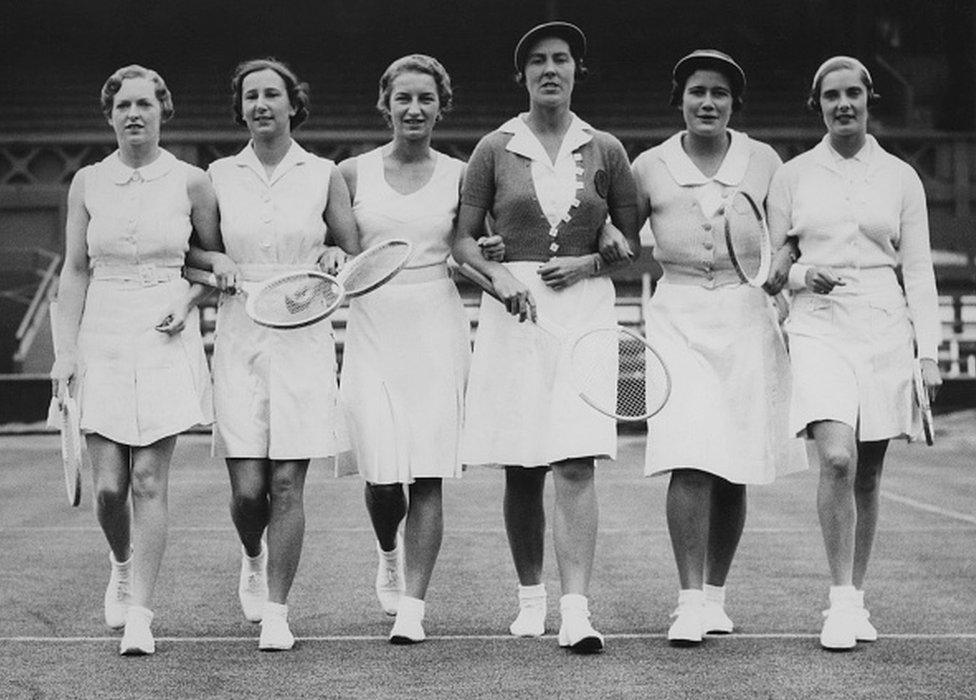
[91,263,182,286]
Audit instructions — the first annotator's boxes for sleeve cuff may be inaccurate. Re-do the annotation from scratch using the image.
[787,263,811,291]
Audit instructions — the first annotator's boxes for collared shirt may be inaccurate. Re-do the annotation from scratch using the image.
[633,129,782,288]
[462,113,636,262]
[768,134,941,358]
[84,149,192,270]
[208,140,335,267]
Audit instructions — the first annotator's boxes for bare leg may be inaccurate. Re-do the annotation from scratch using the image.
[86,434,132,561]
[226,458,271,557]
[666,469,713,590]
[705,479,747,587]
[403,478,443,600]
[266,459,309,604]
[365,483,407,552]
[551,458,597,596]
[811,420,858,586]
[504,466,548,586]
[127,436,177,608]
[852,440,889,589]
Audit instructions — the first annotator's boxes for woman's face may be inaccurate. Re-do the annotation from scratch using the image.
[388,71,440,141]
[240,68,296,138]
[681,69,733,137]
[818,67,869,138]
[109,77,162,148]
[523,36,575,108]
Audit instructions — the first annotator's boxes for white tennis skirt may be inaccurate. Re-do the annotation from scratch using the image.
[644,282,807,484]
[340,272,470,484]
[78,277,213,446]
[460,261,617,467]
[786,267,919,441]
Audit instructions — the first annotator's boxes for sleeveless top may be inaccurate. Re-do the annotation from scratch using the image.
[84,149,191,269]
[352,147,465,267]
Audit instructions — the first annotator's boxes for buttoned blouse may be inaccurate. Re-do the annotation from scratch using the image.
[767,135,940,359]
[632,130,782,288]
[462,113,636,261]
[84,149,191,270]
[208,141,332,267]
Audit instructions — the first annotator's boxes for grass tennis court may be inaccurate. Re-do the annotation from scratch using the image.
[2,413,974,698]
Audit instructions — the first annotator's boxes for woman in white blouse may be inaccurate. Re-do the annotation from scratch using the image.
[630,50,806,646]
[767,56,941,651]
[191,58,360,651]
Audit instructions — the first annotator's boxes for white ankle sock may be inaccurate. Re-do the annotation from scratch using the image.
[703,584,725,606]
[518,583,546,601]
[559,593,590,615]
[829,585,857,606]
[678,589,705,607]
[398,596,425,620]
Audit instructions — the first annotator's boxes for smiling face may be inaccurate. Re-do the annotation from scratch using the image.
[818,67,869,139]
[109,76,162,148]
[388,71,440,141]
[681,69,733,137]
[523,36,575,108]
[240,68,296,139]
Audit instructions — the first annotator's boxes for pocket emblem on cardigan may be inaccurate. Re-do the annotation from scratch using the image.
[594,169,608,199]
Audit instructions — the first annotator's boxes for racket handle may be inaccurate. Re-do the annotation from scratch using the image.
[457,263,563,337]
[183,267,219,287]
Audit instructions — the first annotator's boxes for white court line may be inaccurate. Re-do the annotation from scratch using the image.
[2,525,973,535]
[2,632,976,643]
[882,489,976,526]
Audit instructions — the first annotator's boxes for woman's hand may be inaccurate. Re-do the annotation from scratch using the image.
[805,266,847,295]
[318,246,349,276]
[154,302,190,336]
[490,267,536,321]
[538,256,597,291]
[920,357,942,402]
[478,235,505,262]
[50,355,77,404]
[598,222,634,264]
[765,246,795,296]
[210,253,241,292]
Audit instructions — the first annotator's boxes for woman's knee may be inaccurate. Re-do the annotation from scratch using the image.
[819,448,856,481]
[367,482,405,506]
[552,458,595,486]
[94,480,128,510]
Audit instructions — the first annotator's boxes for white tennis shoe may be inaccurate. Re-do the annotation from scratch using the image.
[238,544,268,623]
[374,535,404,616]
[509,583,547,637]
[119,605,154,656]
[389,596,426,644]
[820,606,858,650]
[668,590,705,645]
[258,602,295,651]
[557,594,604,653]
[701,600,734,634]
[104,551,132,629]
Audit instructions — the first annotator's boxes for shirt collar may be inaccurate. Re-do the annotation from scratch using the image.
[659,129,752,187]
[499,113,595,165]
[814,133,877,171]
[234,140,310,183]
[107,149,176,185]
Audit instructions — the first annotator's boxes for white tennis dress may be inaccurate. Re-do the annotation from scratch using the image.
[208,142,346,460]
[635,131,806,484]
[340,148,470,484]
[77,150,212,446]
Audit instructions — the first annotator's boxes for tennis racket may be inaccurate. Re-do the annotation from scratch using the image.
[722,190,789,320]
[335,238,413,297]
[912,358,935,446]
[184,267,344,329]
[457,263,672,421]
[48,301,82,506]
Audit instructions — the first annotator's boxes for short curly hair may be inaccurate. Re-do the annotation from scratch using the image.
[376,54,454,125]
[231,57,310,129]
[100,65,174,121]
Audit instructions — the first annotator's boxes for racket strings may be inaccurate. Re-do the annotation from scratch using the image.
[571,328,671,421]
[341,242,411,296]
[253,275,342,325]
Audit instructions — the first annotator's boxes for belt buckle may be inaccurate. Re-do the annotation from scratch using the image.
[137,263,156,287]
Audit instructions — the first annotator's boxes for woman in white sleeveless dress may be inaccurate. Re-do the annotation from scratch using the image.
[339,55,501,644]
[191,58,360,651]
[51,65,219,655]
